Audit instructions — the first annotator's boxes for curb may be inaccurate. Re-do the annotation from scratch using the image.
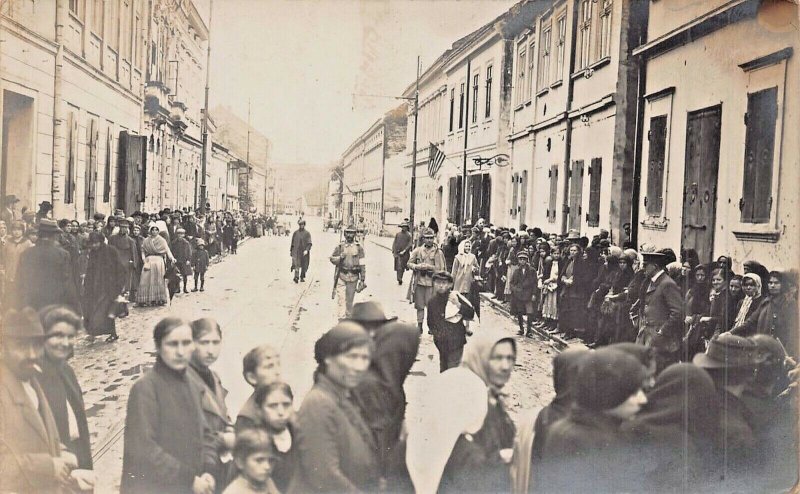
[480,293,573,350]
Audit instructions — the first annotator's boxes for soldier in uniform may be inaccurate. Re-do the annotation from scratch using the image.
[407,228,445,332]
[391,221,413,285]
[330,225,366,319]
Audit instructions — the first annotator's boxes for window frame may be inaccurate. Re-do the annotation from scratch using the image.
[458,82,465,129]
[555,14,566,83]
[472,72,479,124]
[598,0,613,61]
[516,45,527,106]
[485,65,493,119]
[538,20,552,89]
[527,40,536,100]
[577,0,593,70]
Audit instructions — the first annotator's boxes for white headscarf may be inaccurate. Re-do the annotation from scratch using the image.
[733,272,762,328]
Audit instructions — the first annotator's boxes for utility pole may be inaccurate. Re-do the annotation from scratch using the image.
[199,0,213,214]
[408,56,420,244]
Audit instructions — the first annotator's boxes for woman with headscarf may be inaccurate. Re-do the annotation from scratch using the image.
[743,260,770,290]
[137,224,176,307]
[757,271,799,359]
[539,245,560,333]
[352,322,421,490]
[696,267,737,348]
[539,348,648,493]
[589,246,622,346]
[406,329,517,494]
[452,239,479,297]
[621,363,722,492]
[288,322,379,493]
[83,231,128,342]
[729,273,769,337]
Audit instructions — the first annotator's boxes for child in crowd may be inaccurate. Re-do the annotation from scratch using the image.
[192,238,210,292]
[252,382,296,492]
[426,271,475,372]
[236,345,282,431]
[223,429,280,494]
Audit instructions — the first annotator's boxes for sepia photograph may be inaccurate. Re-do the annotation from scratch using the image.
[0,0,798,492]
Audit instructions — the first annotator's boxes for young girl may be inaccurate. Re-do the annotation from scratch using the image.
[224,429,280,494]
[252,382,296,493]
[192,239,210,292]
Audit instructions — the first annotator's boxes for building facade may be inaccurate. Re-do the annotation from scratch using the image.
[1,0,147,219]
[341,104,407,234]
[633,0,798,268]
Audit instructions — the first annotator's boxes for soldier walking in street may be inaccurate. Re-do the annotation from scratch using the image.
[408,228,445,332]
[290,218,312,283]
[391,221,412,285]
[330,225,365,319]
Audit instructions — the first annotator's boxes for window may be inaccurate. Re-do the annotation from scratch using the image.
[458,82,465,129]
[577,0,593,69]
[587,158,602,226]
[516,46,526,105]
[485,66,493,118]
[109,0,120,50]
[121,0,132,60]
[538,23,551,88]
[741,86,778,223]
[599,0,613,60]
[69,0,84,18]
[555,15,566,81]
[645,115,667,216]
[527,40,535,99]
[472,73,479,124]
[547,164,558,223]
[92,0,105,36]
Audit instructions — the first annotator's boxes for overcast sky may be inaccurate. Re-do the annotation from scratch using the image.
[199,0,515,165]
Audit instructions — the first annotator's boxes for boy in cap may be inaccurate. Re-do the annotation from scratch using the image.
[509,251,538,337]
[426,271,475,371]
[170,228,193,294]
[192,239,210,292]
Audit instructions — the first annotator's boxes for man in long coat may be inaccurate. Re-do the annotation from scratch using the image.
[84,231,128,342]
[109,219,140,298]
[391,222,413,285]
[0,308,77,493]
[635,248,684,372]
[290,218,312,283]
[15,219,78,312]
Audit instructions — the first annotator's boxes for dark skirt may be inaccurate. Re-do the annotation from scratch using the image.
[558,292,587,331]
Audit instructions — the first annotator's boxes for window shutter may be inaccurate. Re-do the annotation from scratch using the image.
[741,87,778,224]
[65,112,77,204]
[511,173,519,218]
[646,115,667,215]
[548,164,559,223]
[588,157,602,226]
[520,170,528,221]
[568,160,584,231]
[104,130,112,203]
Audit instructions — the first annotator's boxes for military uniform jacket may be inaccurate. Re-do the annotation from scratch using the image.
[408,245,445,287]
[331,241,364,283]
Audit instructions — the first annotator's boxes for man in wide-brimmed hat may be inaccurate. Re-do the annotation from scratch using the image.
[15,219,79,311]
[634,247,684,372]
[345,301,398,336]
[290,217,312,283]
[408,228,445,332]
[0,307,80,492]
[392,221,413,285]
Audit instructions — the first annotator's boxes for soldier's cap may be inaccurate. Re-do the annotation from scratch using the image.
[2,308,45,341]
[517,251,529,260]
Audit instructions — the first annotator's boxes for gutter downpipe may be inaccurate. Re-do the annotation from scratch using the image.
[560,0,580,235]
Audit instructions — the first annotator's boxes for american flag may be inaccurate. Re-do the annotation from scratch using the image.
[428,143,446,179]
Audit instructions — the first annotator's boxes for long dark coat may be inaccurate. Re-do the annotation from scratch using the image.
[509,264,537,315]
[188,364,232,487]
[288,373,379,493]
[15,240,78,311]
[0,363,63,493]
[636,272,684,360]
[38,354,93,469]
[122,360,217,494]
[391,230,413,273]
[290,229,312,269]
[83,243,127,336]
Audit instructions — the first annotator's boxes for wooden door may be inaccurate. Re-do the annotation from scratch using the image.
[116,132,147,214]
[682,106,721,264]
[568,160,584,232]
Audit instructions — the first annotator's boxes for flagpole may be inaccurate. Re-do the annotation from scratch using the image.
[409,56,420,244]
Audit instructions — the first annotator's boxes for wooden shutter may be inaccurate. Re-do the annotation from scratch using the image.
[511,173,519,217]
[65,112,77,204]
[104,129,112,203]
[741,87,778,224]
[520,170,528,222]
[568,160,584,231]
[548,164,558,222]
[587,157,602,227]
[646,115,667,215]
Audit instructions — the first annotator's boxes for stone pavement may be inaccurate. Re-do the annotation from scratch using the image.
[72,219,557,492]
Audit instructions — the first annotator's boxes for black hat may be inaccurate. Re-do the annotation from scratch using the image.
[38,201,53,212]
[345,301,398,324]
[93,212,106,221]
[37,218,62,235]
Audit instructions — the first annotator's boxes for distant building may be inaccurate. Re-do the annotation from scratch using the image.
[340,104,407,233]
[633,0,798,267]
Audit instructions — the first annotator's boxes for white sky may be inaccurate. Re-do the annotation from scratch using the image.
[199,0,516,164]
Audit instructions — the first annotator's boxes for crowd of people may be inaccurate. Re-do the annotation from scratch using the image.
[1,203,798,494]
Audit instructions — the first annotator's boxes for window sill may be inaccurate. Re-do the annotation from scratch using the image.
[525,100,533,107]
[536,87,550,98]
[732,230,780,243]
[514,104,525,112]
[641,216,669,231]
[68,12,84,27]
[589,56,611,71]
[550,80,563,89]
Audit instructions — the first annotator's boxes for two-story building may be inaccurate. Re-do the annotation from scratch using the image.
[508,0,647,243]
[1,0,147,219]
[341,104,407,233]
[633,0,798,268]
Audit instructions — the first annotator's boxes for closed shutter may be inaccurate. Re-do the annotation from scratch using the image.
[548,164,558,222]
[511,173,519,217]
[646,115,667,215]
[568,160,584,231]
[104,129,112,203]
[587,157,602,227]
[65,112,77,204]
[741,87,778,223]
[520,170,528,222]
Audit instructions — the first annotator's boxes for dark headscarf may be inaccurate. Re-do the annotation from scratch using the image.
[575,349,646,411]
[314,322,373,378]
[369,322,421,403]
[551,349,587,408]
[626,363,720,444]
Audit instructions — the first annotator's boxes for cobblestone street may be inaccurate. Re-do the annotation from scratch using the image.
[70,217,557,492]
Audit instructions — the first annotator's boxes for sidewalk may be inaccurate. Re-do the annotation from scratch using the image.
[368,237,583,352]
